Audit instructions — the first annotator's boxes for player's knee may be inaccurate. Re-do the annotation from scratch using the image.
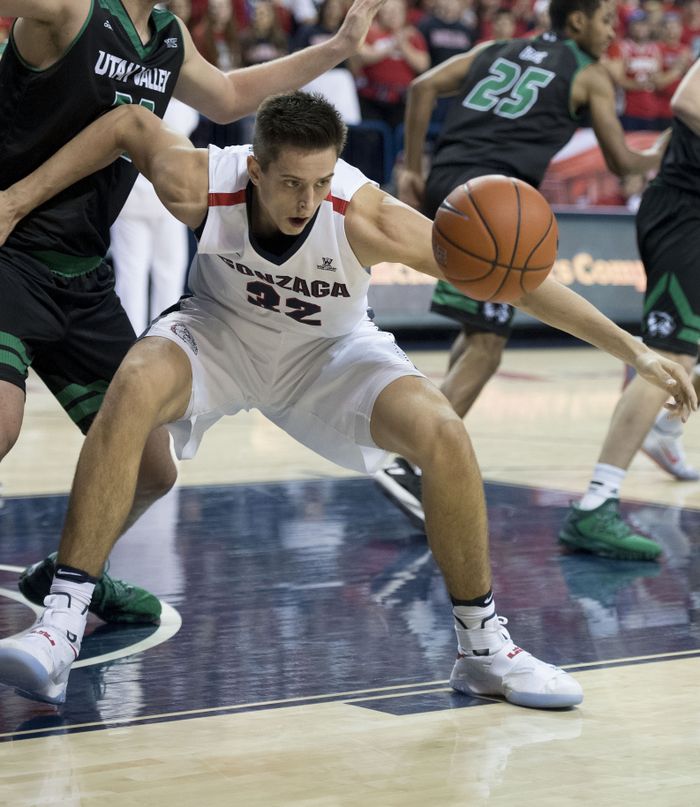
[138,456,178,501]
[413,409,470,468]
[137,431,178,500]
[107,354,170,419]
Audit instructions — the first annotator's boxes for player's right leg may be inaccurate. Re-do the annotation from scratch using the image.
[0,335,192,703]
[371,375,582,709]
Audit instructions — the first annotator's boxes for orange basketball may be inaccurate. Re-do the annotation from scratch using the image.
[431,175,557,303]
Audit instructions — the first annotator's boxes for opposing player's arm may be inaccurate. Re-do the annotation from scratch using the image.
[0,106,209,244]
[174,0,383,123]
[513,276,697,419]
[402,43,491,179]
[345,183,446,280]
[671,57,700,136]
[583,64,666,176]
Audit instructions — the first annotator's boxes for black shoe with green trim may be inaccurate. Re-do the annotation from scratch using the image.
[18,552,161,624]
[558,499,662,561]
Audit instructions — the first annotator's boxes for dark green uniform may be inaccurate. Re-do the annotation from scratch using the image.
[0,0,184,431]
[426,33,593,336]
[636,116,700,357]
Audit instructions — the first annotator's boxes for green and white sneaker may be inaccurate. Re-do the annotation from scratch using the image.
[18,552,162,624]
[559,499,662,561]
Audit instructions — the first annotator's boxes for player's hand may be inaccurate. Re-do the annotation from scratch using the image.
[633,351,698,422]
[396,168,424,209]
[335,0,385,54]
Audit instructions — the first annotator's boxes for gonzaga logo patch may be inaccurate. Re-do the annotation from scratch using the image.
[171,323,198,354]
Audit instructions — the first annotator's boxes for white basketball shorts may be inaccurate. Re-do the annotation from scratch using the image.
[146,298,425,473]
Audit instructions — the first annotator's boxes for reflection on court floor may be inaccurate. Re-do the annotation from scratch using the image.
[1,478,698,742]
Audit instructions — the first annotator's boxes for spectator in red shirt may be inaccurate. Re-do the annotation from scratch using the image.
[607,9,664,129]
[352,0,429,127]
[655,11,693,125]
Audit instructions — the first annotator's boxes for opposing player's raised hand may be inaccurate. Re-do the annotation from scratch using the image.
[634,351,698,422]
[397,168,424,209]
[336,0,386,52]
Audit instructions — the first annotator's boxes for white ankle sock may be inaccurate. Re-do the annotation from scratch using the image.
[49,579,95,611]
[579,463,626,511]
[453,595,502,654]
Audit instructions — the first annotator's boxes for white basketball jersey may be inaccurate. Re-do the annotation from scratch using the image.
[190,145,375,338]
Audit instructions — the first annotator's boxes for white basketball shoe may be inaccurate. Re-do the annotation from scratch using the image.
[0,593,85,704]
[450,615,583,709]
[642,423,699,481]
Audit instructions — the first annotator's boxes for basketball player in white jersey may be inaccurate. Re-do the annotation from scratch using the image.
[0,92,695,708]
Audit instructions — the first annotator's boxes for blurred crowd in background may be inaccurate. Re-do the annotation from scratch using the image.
[1,0,697,184]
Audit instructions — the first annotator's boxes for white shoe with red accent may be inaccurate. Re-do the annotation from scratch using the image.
[642,424,699,481]
[449,616,583,709]
[0,593,85,704]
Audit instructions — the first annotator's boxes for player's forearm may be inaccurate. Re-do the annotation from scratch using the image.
[4,110,131,226]
[403,80,436,174]
[220,39,352,118]
[515,277,647,365]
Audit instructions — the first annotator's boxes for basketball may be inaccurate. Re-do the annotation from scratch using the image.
[432,175,558,303]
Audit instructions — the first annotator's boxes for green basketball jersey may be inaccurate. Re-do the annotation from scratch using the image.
[430,33,594,187]
[0,0,185,260]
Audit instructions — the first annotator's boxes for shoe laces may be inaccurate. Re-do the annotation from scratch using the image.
[93,569,132,606]
[596,504,636,538]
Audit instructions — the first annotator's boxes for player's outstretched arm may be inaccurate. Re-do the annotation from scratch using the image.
[0,106,208,244]
[174,0,384,123]
[514,276,698,420]
[399,43,490,208]
[345,183,447,280]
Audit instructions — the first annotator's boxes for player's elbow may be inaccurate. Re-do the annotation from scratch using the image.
[112,104,159,150]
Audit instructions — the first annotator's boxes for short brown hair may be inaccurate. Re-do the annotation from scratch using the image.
[253,91,347,170]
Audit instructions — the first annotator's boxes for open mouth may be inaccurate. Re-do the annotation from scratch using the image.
[289,217,308,227]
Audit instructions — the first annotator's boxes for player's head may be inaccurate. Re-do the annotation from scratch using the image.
[249,91,347,236]
[549,0,615,58]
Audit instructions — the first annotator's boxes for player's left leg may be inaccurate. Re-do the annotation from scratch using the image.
[370,375,583,709]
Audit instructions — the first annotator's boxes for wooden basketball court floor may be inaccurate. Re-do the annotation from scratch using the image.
[1,343,699,806]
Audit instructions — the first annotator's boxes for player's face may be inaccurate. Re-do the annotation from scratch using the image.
[248,147,337,236]
[580,1,616,58]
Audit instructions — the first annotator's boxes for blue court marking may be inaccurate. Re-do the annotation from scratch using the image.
[0,478,698,741]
